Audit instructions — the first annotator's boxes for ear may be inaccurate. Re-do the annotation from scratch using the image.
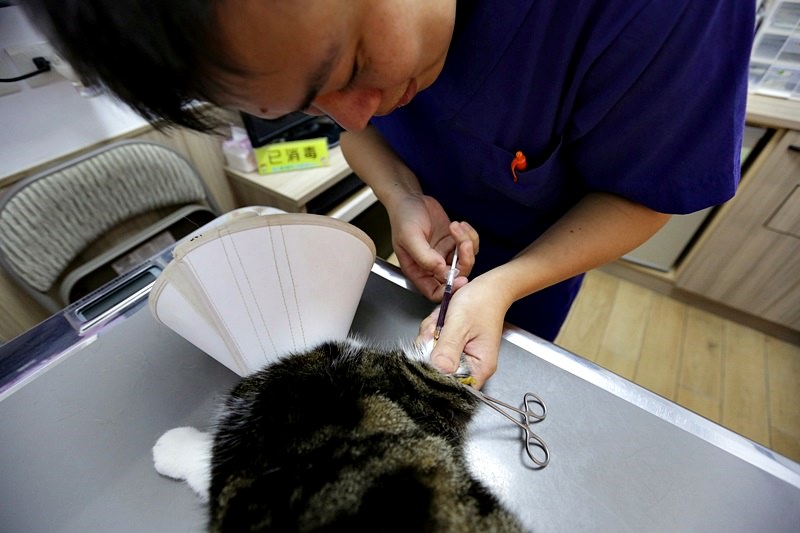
[152,426,213,502]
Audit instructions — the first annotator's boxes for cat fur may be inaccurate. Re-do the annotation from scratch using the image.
[153,337,524,532]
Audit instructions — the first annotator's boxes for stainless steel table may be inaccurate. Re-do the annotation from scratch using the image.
[1,258,799,532]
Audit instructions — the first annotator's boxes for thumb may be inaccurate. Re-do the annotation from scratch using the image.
[430,336,462,375]
[404,235,446,274]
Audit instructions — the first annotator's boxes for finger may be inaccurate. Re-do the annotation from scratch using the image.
[453,220,479,255]
[399,230,446,274]
[429,336,463,375]
[395,248,446,300]
[450,222,479,278]
[417,306,440,339]
[414,275,446,301]
[460,352,497,390]
[451,275,469,292]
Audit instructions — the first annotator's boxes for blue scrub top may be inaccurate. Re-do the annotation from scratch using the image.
[372,0,754,340]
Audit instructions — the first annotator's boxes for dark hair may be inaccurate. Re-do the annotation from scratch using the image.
[22,0,243,131]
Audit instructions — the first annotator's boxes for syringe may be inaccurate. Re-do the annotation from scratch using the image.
[433,247,459,344]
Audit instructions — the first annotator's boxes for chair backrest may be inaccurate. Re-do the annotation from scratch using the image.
[0,140,217,311]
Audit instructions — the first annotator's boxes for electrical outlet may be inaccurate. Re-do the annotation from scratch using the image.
[4,41,63,89]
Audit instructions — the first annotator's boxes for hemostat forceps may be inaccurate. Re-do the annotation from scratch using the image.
[464,386,550,468]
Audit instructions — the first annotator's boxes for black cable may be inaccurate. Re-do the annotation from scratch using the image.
[0,56,51,83]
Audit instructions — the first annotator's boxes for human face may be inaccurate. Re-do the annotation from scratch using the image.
[213,0,457,131]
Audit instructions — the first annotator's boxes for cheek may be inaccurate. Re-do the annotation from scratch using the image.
[361,18,420,82]
[360,55,418,94]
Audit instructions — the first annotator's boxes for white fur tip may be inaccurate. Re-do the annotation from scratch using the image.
[152,426,213,502]
[402,338,435,363]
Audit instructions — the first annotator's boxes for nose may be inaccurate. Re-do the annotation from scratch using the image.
[310,88,383,132]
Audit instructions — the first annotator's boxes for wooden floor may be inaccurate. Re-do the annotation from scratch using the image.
[555,269,800,464]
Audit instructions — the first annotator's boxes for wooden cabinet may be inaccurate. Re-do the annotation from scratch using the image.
[676,129,800,331]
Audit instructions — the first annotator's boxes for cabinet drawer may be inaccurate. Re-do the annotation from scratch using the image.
[765,184,800,238]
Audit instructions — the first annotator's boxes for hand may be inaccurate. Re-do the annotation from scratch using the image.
[417,277,507,389]
[389,193,478,301]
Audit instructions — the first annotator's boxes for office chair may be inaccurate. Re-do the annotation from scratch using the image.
[0,140,219,313]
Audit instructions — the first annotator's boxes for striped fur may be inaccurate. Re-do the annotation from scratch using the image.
[208,338,524,532]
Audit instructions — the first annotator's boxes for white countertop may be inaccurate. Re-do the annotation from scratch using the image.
[0,5,149,185]
[0,80,149,184]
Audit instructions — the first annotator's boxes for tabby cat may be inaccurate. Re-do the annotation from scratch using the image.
[153,338,524,532]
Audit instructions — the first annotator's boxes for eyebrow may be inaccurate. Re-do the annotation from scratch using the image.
[295,43,340,112]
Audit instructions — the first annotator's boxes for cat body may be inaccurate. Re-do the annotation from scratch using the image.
[154,338,524,532]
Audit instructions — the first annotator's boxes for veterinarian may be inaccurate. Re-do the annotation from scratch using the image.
[24,0,754,388]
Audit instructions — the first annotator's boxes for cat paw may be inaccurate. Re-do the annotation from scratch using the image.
[152,426,212,502]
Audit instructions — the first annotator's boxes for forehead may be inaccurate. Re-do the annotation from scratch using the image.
[212,0,348,115]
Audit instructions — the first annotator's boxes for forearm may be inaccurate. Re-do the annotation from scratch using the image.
[339,126,422,211]
[340,126,480,295]
[476,192,671,309]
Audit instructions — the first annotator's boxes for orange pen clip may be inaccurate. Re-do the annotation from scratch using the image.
[511,151,527,183]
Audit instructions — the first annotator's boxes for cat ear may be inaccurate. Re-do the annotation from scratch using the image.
[152,426,213,502]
